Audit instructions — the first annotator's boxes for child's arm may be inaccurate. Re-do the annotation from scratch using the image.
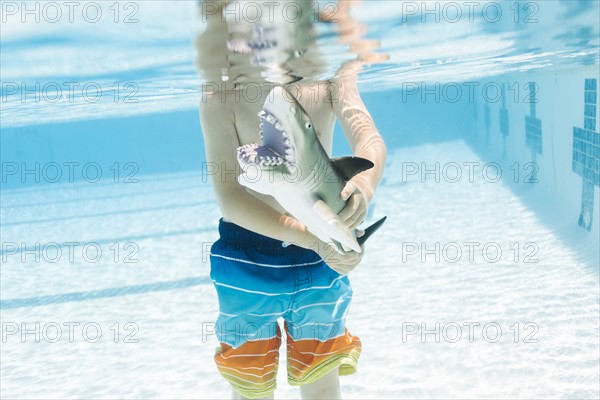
[199,94,361,273]
[200,94,315,248]
[330,78,387,229]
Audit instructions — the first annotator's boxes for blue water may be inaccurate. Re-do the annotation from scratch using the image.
[1,1,599,399]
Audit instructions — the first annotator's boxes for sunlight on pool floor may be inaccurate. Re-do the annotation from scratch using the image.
[0,141,598,399]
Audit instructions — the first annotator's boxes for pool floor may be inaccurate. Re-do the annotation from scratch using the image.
[1,140,598,399]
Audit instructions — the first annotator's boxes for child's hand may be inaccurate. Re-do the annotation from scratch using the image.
[314,240,365,275]
[339,179,369,230]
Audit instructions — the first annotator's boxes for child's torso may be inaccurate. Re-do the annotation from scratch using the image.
[230,82,337,156]
[205,81,338,216]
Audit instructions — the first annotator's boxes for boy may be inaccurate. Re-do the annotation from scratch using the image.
[197,2,386,398]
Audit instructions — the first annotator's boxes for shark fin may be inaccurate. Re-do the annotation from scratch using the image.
[331,157,374,181]
[357,216,387,245]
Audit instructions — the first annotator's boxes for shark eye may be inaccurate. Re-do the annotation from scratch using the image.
[305,122,312,130]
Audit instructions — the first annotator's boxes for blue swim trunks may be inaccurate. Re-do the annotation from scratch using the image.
[209,219,361,399]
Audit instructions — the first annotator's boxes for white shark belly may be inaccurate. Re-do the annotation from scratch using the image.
[269,188,361,253]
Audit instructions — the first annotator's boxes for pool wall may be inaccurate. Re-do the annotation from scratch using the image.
[0,85,476,190]
[0,110,204,190]
[2,66,598,256]
[471,65,600,250]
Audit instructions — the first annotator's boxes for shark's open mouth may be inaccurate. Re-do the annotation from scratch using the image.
[237,109,294,167]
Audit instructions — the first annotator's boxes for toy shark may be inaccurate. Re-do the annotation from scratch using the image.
[237,86,386,253]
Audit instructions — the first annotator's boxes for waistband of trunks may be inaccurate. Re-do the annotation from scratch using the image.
[216,218,321,261]
[218,218,286,245]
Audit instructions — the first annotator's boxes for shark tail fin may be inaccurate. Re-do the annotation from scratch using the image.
[357,216,387,246]
[331,156,374,181]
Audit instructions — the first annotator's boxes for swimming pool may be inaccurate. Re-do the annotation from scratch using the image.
[1,1,599,398]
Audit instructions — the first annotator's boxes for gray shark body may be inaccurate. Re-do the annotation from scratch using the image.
[237,86,385,253]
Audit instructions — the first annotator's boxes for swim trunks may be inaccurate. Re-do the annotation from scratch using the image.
[209,219,361,399]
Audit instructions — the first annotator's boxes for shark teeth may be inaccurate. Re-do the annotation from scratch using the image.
[240,143,257,151]
[248,39,277,50]
[256,109,293,162]
[238,143,286,167]
[237,143,260,165]
[259,155,285,166]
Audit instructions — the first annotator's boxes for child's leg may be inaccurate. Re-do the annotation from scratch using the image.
[231,387,275,400]
[299,368,341,399]
[284,264,361,400]
[211,219,304,399]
